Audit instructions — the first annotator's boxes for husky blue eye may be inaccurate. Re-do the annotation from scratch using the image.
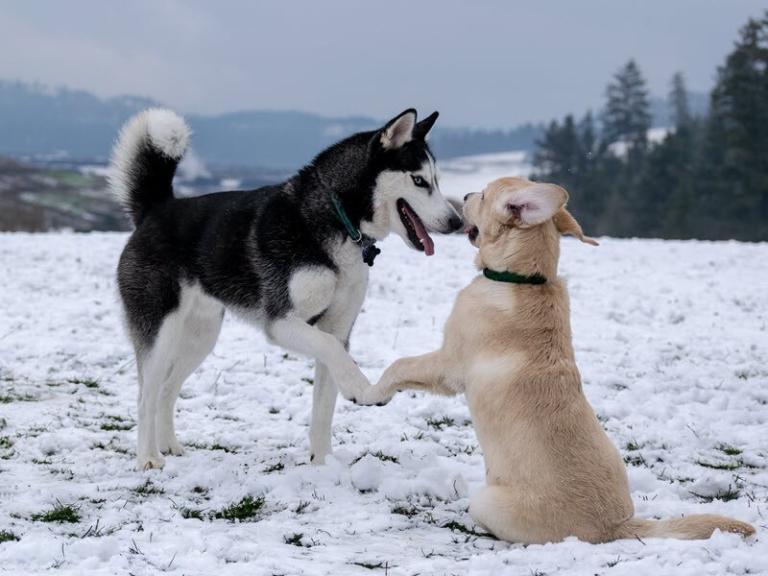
[411,175,428,188]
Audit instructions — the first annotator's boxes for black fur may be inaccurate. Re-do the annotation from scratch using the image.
[122,141,181,226]
[117,111,441,351]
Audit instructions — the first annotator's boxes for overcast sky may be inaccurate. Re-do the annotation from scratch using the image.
[0,1,763,128]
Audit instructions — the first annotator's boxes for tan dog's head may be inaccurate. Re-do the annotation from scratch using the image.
[463,177,597,270]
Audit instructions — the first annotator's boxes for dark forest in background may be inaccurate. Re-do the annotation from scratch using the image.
[533,13,768,241]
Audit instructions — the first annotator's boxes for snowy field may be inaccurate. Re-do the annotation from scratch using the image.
[1,193,767,574]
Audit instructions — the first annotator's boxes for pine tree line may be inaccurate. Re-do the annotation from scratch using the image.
[533,13,768,241]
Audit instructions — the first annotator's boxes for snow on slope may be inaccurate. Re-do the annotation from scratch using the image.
[0,230,767,575]
[439,151,530,200]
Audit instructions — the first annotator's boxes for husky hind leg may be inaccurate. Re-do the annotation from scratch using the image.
[134,285,223,470]
[136,341,171,470]
[156,294,224,456]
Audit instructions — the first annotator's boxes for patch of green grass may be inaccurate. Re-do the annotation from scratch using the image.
[0,530,19,543]
[0,392,37,403]
[690,487,741,502]
[625,441,642,451]
[49,169,92,188]
[263,462,284,473]
[132,480,164,496]
[301,377,314,385]
[696,459,742,471]
[442,520,486,537]
[352,561,386,570]
[32,503,80,523]
[392,504,419,518]
[426,416,455,431]
[716,443,742,456]
[351,450,399,465]
[179,507,205,520]
[268,407,280,414]
[624,454,647,467]
[213,496,265,522]
[294,501,310,514]
[91,440,129,454]
[0,436,13,450]
[100,422,134,432]
[68,377,99,389]
[283,532,306,546]
[192,486,208,495]
[189,442,237,453]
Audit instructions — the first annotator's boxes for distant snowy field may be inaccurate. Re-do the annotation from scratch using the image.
[1,159,767,575]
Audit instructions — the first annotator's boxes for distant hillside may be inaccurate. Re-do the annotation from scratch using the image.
[0,80,541,168]
[0,80,707,169]
[0,155,291,232]
[0,156,125,232]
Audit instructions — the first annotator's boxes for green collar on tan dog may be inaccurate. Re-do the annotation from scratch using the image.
[483,268,547,285]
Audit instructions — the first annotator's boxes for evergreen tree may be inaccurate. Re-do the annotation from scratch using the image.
[533,115,581,186]
[532,12,767,241]
[699,12,768,239]
[602,60,652,159]
[669,72,691,128]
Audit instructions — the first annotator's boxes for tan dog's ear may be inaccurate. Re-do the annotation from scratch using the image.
[553,208,599,245]
[496,183,568,227]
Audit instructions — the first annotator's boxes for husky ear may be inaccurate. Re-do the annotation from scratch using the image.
[380,109,416,149]
[553,208,599,245]
[496,183,568,227]
[413,111,439,140]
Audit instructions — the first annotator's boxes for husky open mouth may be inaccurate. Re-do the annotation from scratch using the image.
[397,198,434,256]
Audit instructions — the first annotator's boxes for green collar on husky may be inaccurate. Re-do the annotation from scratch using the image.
[483,268,547,285]
[329,190,380,267]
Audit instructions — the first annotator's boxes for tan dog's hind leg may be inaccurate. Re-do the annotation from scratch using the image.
[469,486,538,544]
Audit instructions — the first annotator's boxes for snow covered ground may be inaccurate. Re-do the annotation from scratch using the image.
[1,213,767,574]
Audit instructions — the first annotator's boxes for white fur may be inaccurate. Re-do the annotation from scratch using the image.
[136,282,223,470]
[267,315,368,404]
[289,267,337,320]
[109,108,191,210]
[306,238,369,463]
[360,158,459,248]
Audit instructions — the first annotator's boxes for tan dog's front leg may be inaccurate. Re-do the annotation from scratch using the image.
[358,351,458,405]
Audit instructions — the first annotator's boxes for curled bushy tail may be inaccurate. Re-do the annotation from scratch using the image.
[615,513,755,540]
[109,108,190,225]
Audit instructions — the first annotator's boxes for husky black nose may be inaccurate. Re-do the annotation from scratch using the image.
[448,214,463,231]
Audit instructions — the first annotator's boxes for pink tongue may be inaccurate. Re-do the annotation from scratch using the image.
[403,204,435,256]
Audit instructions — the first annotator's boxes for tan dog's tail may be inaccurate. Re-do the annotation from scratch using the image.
[615,514,755,540]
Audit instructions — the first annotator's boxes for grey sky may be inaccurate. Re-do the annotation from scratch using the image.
[0,0,763,128]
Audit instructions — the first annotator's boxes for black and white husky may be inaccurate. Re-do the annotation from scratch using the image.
[110,108,461,470]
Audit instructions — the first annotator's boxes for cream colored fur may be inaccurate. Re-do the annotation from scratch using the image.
[361,177,755,544]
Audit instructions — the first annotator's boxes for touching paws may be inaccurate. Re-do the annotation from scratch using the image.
[354,383,395,406]
[336,366,373,404]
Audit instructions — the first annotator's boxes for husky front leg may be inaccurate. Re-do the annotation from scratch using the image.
[309,362,336,464]
[268,316,371,403]
[310,294,365,463]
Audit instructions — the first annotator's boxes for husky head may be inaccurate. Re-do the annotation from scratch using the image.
[359,109,462,256]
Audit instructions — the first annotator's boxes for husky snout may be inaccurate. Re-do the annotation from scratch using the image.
[436,203,463,233]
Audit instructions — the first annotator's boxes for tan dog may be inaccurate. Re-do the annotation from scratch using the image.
[361,177,755,544]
